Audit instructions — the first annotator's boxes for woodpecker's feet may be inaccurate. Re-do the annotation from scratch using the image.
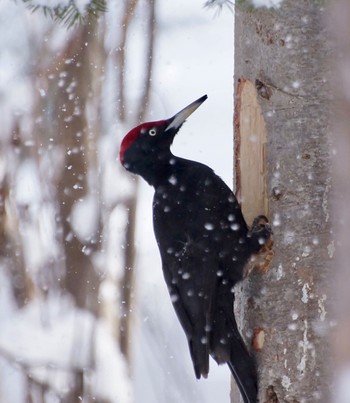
[250,215,272,245]
[244,215,274,277]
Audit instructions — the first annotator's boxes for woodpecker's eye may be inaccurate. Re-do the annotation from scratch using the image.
[149,128,157,136]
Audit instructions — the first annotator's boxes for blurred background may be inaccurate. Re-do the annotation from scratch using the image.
[0,1,233,401]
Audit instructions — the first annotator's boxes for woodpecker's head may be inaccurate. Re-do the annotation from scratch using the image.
[120,95,207,176]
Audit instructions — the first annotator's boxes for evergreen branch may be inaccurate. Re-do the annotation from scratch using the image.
[22,0,107,27]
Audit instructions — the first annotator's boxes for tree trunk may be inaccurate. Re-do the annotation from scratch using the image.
[233,2,332,402]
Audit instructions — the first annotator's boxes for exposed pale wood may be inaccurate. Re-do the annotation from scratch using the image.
[234,78,268,225]
[235,79,273,279]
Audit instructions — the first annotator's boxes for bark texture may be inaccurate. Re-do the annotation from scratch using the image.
[233,2,333,402]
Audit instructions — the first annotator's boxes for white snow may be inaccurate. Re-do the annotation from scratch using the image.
[0,268,17,321]
[281,375,291,390]
[70,194,99,242]
[297,320,309,377]
[15,160,42,206]
[74,0,91,13]
[301,283,310,304]
[28,0,70,8]
[317,295,327,322]
[0,296,132,402]
[252,0,283,7]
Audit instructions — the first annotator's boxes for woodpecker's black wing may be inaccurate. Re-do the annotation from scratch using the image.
[159,240,218,378]
[152,159,258,402]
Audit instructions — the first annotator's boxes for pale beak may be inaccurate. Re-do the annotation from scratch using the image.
[165,95,208,131]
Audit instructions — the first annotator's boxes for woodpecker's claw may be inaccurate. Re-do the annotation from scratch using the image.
[244,216,274,277]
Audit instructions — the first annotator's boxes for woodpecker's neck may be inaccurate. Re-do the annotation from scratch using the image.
[136,151,179,188]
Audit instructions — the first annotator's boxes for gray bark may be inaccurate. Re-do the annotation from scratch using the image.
[233,2,333,402]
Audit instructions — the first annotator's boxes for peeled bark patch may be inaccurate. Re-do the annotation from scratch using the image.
[252,327,265,352]
[234,77,268,225]
[234,78,273,276]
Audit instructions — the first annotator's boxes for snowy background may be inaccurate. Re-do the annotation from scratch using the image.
[0,0,235,402]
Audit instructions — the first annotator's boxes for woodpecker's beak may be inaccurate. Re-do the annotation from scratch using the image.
[165,95,208,132]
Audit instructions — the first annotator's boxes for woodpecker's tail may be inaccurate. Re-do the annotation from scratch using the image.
[211,285,258,403]
[227,331,258,403]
